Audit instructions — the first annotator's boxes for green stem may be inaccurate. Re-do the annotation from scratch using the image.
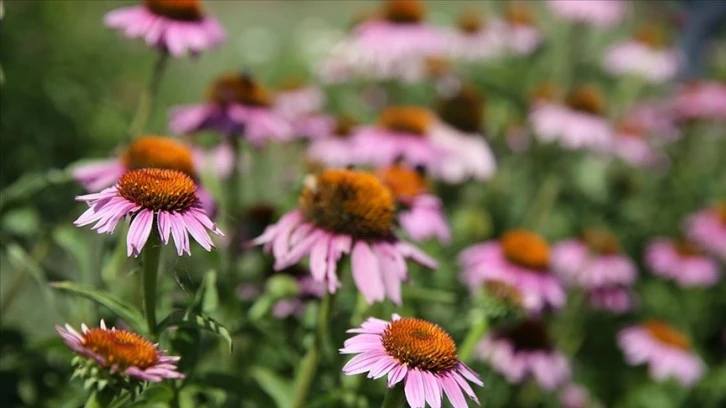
[292,292,333,408]
[523,175,561,231]
[142,233,162,339]
[381,384,406,408]
[459,311,488,364]
[128,52,169,139]
[226,136,242,275]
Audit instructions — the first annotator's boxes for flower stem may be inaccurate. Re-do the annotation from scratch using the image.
[523,174,561,231]
[381,384,406,408]
[225,136,242,275]
[459,310,488,364]
[128,52,169,140]
[142,233,162,339]
[292,292,333,408]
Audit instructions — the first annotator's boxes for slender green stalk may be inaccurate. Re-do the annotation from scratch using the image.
[381,384,406,408]
[292,292,333,408]
[225,136,242,275]
[523,174,561,231]
[459,311,488,364]
[128,52,170,140]
[142,233,162,338]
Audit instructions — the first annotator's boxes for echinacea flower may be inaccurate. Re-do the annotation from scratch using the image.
[645,238,720,287]
[378,164,451,244]
[475,319,571,390]
[559,384,590,408]
[587,284,636,313]
[319,0,446,83]
[496,2,542,56]
[671,81,726,122]
[72,136,217,216]
[74,168,223,257]
[304,116,361,168]
[252,169,437,305]
[530,84,613,152]
[459,229,566,313]
[447,9,504,62]
[618,320,705,386]
[55,320,184,382]
[611,104,677,168]
[104,0,225,57]
[274,79,325,122]
[169,72,292,145]
[685,203,726,261]
[352,106,496,183]
[546,0,626,28]
[603,25,679,84]
[341,314,483,408]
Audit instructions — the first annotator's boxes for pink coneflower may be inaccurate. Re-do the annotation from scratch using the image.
[560,384,590,408]
[618,320,705,386]
[475,319,571,390]
[55,320,184,382]
[352,106,496,183]
[74,168,223,257]
[274,79,325,122]
[496,2,542,56]
[378,164,451,244]
[341,314,483,408]
[551,229,637,290]
[459,229,566,313]
[546,0,626,28]
[320,0,446,83]
[305,116,360,168]
[104,0,225,57]
[686,203,726,261]
[645,238,720,287]
[603,25,679,83]
[252,169,437,305]
[611,104,677,168]
[169,72,292,145]
[530,84,613,152]
[72,136,217,216]
[588,284,635,313]
[447,9,504,62]
[672,81,726,122]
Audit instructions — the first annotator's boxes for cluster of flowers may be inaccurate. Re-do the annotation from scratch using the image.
[54,0,725,407]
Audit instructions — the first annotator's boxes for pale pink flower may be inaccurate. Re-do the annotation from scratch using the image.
[560,384,590,408]
[252,169,436,305]
[476,319,571,390]
[446,11,504,62]
[588,285,635,313]
[104,0,225,57]
[274,83,325,121]
[672,81,726,122]
[547,0,626,28]
[169,72,292,145]
[645,238,720,287]
[56,320,184,382]
[341,314,483,408]
[74,168,223,257]
[685,203,726,261]
[459,230,566,313]
[305,115,360,168]
[618,321,705,386]
[603,41,679,83]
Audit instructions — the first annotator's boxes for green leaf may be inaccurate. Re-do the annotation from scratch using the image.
[6,242,54,304]
[50,281,145,333]
[0,168,73,212]
[156,310,233,353]
[249,366,294,408]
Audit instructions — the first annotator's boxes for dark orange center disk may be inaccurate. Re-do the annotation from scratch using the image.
[582,229,621,255]
[207,73,272,108]
[505,2,535,26]
[437,85,485,134]
[82,328,158,369]
[566,85,606,116]
[716,203,726,225]
[501,229,550,271]
[634,24,668,49]
[299,169,395,239]
[496,319,552,351]
[144,0,204,21]
[458,10,485,34]
[333,116,357,139]
[121,136,196,177]
[484,280,523,307]
[615,117,646,139]
[379,106,433,136]
[674,239,703,257]
[117,169,198,212]
[382,318,458,373]
[643,320,691,350]
[378,165,429,202]
[382,0,425,24]
[530,82,561,104]
[424,56,452,78]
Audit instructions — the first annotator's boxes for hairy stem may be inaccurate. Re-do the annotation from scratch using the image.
[142,233,162,339]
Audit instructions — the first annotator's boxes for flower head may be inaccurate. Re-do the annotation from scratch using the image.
[476,319,571,390]
[672,81,726,122]
[56,320,184,382]
[104,0,225,57]
[253,169,436,304]
[547,0,626,27]
[603,25,678,83]
[618,320,705,386]
[305,115,361,168]
[75,168,223,257]
[645,238,720,287]
[459,229,566,313]
[341,314,483,408]
[685,203,726,261]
